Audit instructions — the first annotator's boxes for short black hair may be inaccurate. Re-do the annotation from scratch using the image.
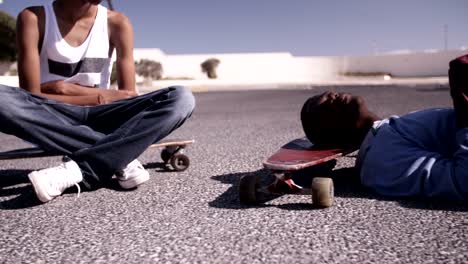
[300,95,321,144]
[300,96,364,149]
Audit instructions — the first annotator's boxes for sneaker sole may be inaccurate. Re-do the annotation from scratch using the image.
[118,172,150,189]
[28,171,54,203]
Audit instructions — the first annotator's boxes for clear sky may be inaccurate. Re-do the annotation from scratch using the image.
[1,0,467,56]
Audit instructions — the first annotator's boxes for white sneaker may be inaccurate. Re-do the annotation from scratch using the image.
[28,160,83,203]
[116,160,150,189]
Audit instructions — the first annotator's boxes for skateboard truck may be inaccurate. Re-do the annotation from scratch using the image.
[240,171,334,208]
[157,143,191,172]
[265,171,309,195]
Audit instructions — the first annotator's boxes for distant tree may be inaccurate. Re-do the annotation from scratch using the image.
[135,59,163,81]
[201,58,220,79]
[0,11,17,61]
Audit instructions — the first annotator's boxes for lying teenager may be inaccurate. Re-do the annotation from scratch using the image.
[0,0,195,203]
[300,55,468,202]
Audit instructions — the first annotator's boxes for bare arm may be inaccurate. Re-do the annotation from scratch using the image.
[40,80,136,104]
[109,11,136,92]
[17,8,101,105]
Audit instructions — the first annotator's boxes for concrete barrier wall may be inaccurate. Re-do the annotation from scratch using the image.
[132,50,344,82]
[131,50,300,81]
[340,49,467,77]
[163,53,296,81]
[293,56,343,81]
[2,49,467,87]
[143,49,468,81]
[0,76,19,87]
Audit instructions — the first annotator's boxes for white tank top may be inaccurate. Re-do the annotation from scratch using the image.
[39,3,112,88]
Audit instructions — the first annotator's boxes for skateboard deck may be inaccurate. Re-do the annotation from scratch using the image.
[263,137,355,171]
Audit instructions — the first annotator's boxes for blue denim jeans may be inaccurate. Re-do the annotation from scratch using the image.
[0,85,195,189]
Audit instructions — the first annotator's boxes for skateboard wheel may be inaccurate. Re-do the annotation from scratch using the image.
[311,177,334,208]
[239,174,260,205]
[170,154,190,171]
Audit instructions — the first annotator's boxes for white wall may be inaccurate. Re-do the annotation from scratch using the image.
[165,53,296,81]
[2,48,467,87]
[133,48,166,63]
[292,56,343,81]
[135,49,467,81]
[129,49,344,82]
[340,49,468,77]
[0,76,19,87]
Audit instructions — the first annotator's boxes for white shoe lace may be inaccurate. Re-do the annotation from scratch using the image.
[75,184,81,199]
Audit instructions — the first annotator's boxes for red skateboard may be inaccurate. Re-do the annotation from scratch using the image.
[239,137,356,207]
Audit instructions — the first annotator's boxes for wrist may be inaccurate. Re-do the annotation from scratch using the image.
[55,81,67,94]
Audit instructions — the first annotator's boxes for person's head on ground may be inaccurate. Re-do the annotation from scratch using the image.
[301,91,379,149]
[449,54,468,128]
[449,54,468,101]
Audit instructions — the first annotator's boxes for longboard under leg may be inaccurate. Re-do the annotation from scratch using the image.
[0,139,195,172]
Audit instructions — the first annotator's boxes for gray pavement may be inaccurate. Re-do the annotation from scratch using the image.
[0,85,467,263]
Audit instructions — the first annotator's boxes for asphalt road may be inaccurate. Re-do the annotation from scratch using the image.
[0,85,467,264]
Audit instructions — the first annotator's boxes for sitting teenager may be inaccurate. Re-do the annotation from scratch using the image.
[300,55,468,202]
[0,0,195,203]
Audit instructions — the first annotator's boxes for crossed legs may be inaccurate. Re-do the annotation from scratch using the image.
[0,85,195,190]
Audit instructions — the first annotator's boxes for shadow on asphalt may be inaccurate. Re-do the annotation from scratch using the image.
[144,161,180,173]
[209,167,373,211]
[210,167,468,212]
[145,162,174,172]
[0,162,186,208]
[0,169,103,209]
[0,169,43,209]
